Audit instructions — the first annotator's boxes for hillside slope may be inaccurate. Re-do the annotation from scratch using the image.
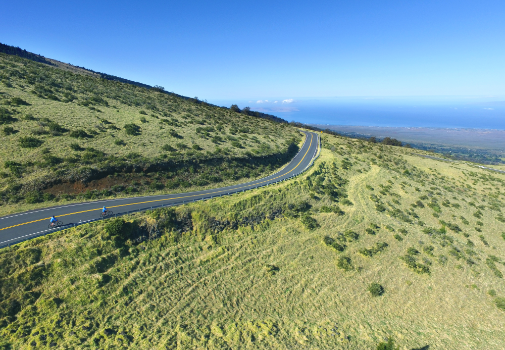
[0,52,300,215]
[1,132,504,349]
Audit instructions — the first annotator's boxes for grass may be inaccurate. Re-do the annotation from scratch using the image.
[1,125,505,349]
[0,52,301,215]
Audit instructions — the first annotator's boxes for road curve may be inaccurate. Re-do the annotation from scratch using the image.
[0,131,320,248]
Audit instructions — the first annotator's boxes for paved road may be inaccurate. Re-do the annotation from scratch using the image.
[0,131,320,248]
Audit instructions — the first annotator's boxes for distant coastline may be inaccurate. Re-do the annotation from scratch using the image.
[312,124,505,164]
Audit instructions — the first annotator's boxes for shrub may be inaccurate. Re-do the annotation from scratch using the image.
[479,235,489,246]
[10,97,29,105]
[140,116,147,123]
[502,232,505,241]
[0,107,16,124]
[70,142,83,151]
[359,242,388,257]
[336,256,353,271]
[104,218,126,237]
[496,297,505,311]
[322,236,346,252]
[124,123,141,136]
[231,140,242,148]
[25,191,42,204]
[320,205,344,215]
[19,136,43,148]
[114,139,126,146]
[2,126,17,135]
[42,154,62,166]
[400,253,430,274]
[47,121,65,133]
[192,144,202,151]
[368,283,385,297]
[344,230,359,242]
[264,264,279,275]
[377,338,398,350]
[365,228,375,235]
[393,234,403,241]
[69,129,90,138]
[176,142,188,150]
[300,214,318,230]
[149,181,164,190]
[340,198,353,206]
[375,203,386,212]
[162,144,176,152]
[139,110,147,115]
[488,289,497,297]
[398,228,407,235]
[486,256,503,278]
[423,245,435,256]
[168,129,181,138]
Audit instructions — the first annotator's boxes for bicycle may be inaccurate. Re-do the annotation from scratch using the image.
[48,221,64,229]
[101,210,114,218]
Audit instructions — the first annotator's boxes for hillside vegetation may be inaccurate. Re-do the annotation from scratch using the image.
[0,52,300,215]
[1,132,504,349]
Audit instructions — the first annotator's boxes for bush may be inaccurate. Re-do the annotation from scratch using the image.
[10,97,29,106]
[114,139,126,146]
[359,242,388,257]
[264,264,279,275]
[104,218,126,237]
[69,129,90,138]
[496,297,505,311]
[140,116,147,123]
[19,136,43,148]
[124,123,141,136]
[368,283,385,297]
[231,140,242,148]
[393,234,403,241]
[320,205,344,215]
[365,228,376,235]
[340,198,353,206]
[336,256,353,271]
[70,142,83,151]
[2,126,17,135]
[300,214,318,230]
[176,142,188,150]
[322,236,346,252]
[192,144,202,151]
[25,191,42,204]
[377,338,398,350]
[488,289,497,297]
[162,144,176,152]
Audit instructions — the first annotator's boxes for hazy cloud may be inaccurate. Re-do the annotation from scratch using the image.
[256,100,264,103]
[484,108,494,110]
[282,99,294,104]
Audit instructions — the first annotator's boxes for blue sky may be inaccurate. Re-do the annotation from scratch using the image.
[1,0,504,102]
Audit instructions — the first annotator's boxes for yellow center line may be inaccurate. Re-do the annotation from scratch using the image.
[0,133,315,232]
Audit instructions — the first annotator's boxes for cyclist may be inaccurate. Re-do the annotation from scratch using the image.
[102,206,108,215]
[49,216,58,227]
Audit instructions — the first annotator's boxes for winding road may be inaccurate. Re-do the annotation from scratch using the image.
[0,131,320,248]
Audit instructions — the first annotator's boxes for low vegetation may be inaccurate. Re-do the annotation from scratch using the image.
[2,130,505,348]
[0,51,301,215]
[2,46,505,348]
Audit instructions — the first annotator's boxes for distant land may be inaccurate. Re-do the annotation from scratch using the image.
[312,124,505,164]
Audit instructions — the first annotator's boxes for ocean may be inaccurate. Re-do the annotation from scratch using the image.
[209,97,505,130]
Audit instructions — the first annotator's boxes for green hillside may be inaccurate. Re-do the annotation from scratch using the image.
[1,132,504,349]
[0,52,300,215]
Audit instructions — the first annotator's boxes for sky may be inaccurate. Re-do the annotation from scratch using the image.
[1,0,504,103]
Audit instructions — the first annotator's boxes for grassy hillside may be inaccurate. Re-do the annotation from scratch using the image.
[1,132,504,349]
[0,52,301,215]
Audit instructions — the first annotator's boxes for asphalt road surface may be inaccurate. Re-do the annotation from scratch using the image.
[0,131,320,248]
